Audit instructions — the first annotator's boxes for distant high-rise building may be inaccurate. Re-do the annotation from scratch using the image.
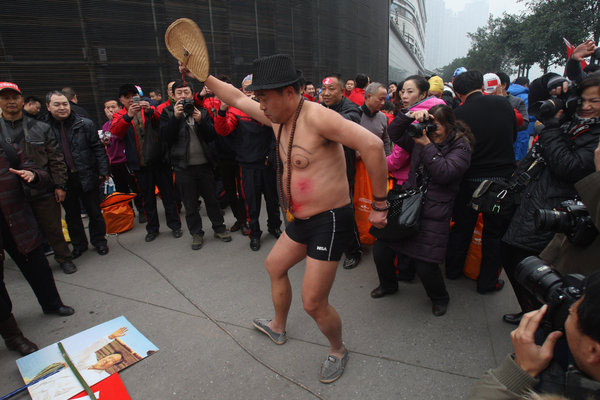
[389,0,428,81]
[425,0,489,70]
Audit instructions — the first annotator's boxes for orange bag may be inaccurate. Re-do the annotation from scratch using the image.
[463,214,484,280]
[352,160,376,245]
[100,192,137,234]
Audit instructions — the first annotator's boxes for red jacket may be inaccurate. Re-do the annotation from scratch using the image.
[194,95,221,120]
[110,106,161,169]
[347,87,365,106]
[302,93,316,102]
[156,100,171,116]
[214,107,253,136]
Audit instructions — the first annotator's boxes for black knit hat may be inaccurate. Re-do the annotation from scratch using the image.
[118,84,138,98]
[246,54,300,91]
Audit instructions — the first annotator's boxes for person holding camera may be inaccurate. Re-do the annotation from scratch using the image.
[501,74,600,325]
[372,103,473,316]
[469,269,600,399]
[111,84,182,242]
[161,80,231,250]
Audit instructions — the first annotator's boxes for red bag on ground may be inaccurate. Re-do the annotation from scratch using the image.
[100,192,137,234]
[352,160,376,245]
[463,214,484,280]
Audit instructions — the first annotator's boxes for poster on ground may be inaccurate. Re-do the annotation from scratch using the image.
[70,373,131,400]
[16,316,158,400]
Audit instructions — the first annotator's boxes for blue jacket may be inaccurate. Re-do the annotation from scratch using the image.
[508,83,536,160]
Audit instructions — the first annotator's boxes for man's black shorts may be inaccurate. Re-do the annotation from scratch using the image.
[285,204,354,262]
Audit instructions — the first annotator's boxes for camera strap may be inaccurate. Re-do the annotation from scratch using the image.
[568,123,590,140]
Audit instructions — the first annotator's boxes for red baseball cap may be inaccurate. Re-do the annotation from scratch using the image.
[0,82,21,95]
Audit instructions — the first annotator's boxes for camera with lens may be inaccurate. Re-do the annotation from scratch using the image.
[530,76,579,121]
[534,199,598,246]
[181,98,195,117]
[590,47,600,66]
[407,118,437,138]
[516,256,585,334]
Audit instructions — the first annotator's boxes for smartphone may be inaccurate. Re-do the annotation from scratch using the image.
[132,95,141,104]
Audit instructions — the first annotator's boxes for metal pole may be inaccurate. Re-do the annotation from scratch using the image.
[150,0,165,93]
[254,0,261,58]
[75,0,102,124]
[208,0,217,72]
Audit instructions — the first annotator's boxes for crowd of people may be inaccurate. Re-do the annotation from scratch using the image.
[0,37,599,396]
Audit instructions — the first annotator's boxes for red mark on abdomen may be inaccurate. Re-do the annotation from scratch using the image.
[295,178,312,194]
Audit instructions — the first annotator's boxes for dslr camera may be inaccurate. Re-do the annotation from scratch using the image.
[534,199,598,246]
[515,256,585,334]
[530,76,579,121]
[407,118,437,138]
[180,98,195,117]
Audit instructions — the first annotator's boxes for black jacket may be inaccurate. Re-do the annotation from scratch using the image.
[160,105,217,170]
[46,113,109,192]
[502,118,600,253]
[454,92,517,179]
[323,97,361,188]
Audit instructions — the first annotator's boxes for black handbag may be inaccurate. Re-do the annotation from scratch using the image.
[369,165,429,242]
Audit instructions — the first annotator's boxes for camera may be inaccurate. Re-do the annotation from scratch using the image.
[181,98,195,116]
[515,256,585,333]
[530,76,579,121]
[535,199,598,246]
[132,95,141,104]
[407,119,437,138]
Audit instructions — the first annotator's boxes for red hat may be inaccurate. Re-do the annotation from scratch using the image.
[0,82,21,94]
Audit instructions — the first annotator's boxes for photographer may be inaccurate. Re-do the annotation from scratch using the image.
[502,74,600,325]
[539,139,600,276]
[371,104,473,316]
[160,80,231,250]
[111,84,182,242]
[468,270,600,399]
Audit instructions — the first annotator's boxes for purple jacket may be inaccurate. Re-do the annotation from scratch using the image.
[102,120,127,165]
[388,129,472,264]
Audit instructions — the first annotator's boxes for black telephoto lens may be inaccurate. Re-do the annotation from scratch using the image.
[515,256,564,304]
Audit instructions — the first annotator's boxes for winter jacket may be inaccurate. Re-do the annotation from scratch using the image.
[386,144,410,185]
[214,107,274,168]
[509,83,536,160]
[160,105,217,170]
[46,113,109,192]
[468,354,600,400]
[0,146,50,256]
[0,115,67,199]
[502,117,600,253]
[454,91,516,179]
[323,97,361,189]
[359,104,392,155]
[102,119,127,165]
[347,87,366,106]
[387,128,472,264]
[506,94,529,132]
[539,170,600,276]
[110,106,163,171]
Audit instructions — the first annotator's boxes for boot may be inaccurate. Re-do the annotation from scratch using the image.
[1,314,39,355]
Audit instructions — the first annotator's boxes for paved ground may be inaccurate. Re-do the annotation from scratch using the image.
[1,204,519,399]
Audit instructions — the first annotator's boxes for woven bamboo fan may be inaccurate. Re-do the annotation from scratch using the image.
[165,18,209,81]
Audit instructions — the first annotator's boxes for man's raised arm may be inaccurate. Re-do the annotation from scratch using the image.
[203,76,272,127]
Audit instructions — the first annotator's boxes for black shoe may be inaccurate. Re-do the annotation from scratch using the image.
[60,261,77,274]
[2,315,39,356]
[43,244,54,256]
[370,286,397,299]
[432,303,448,317]
[71,247,88,259]
[477,279,505,294]
[96,245,109,256]
[44,305,75,317]
[138,213,147,224]
[503,312,524,325]
[268,227,282,239]
[145,232,159,242]
[250,237,261,251]
[172,229,183,238]
[230,220,243,232]
[342,255,361,270]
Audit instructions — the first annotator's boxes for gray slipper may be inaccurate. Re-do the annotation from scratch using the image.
[252,319,287,345]
[319,348,349,384]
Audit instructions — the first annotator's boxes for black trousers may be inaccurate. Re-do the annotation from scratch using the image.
[344,185,362,259]
[219,159,246,224]
[373,241,449,305]
[501,242,542,313]
[30,196,72,263]
[62,172,107,251]
[240,166,281,239]
[445,180,510,292]
[0,216,63,320]
[135,165,181,234]
[110,162,144,213]
[175,164,226,236]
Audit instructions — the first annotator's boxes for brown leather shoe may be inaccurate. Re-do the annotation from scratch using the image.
[370,286,398,299]
[1,314,39,356]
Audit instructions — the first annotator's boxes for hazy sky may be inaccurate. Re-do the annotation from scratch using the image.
[444,0,528,17]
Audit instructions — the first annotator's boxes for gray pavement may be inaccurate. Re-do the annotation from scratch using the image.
[0,204,519,399]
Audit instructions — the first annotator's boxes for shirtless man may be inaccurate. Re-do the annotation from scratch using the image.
[181,54,388,383]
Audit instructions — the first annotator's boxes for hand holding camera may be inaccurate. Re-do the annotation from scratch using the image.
[407,111,436,146]
[127,95,142,117]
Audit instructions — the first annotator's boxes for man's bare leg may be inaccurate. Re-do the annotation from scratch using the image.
[302,257,345,357]
[264,232,307,333]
